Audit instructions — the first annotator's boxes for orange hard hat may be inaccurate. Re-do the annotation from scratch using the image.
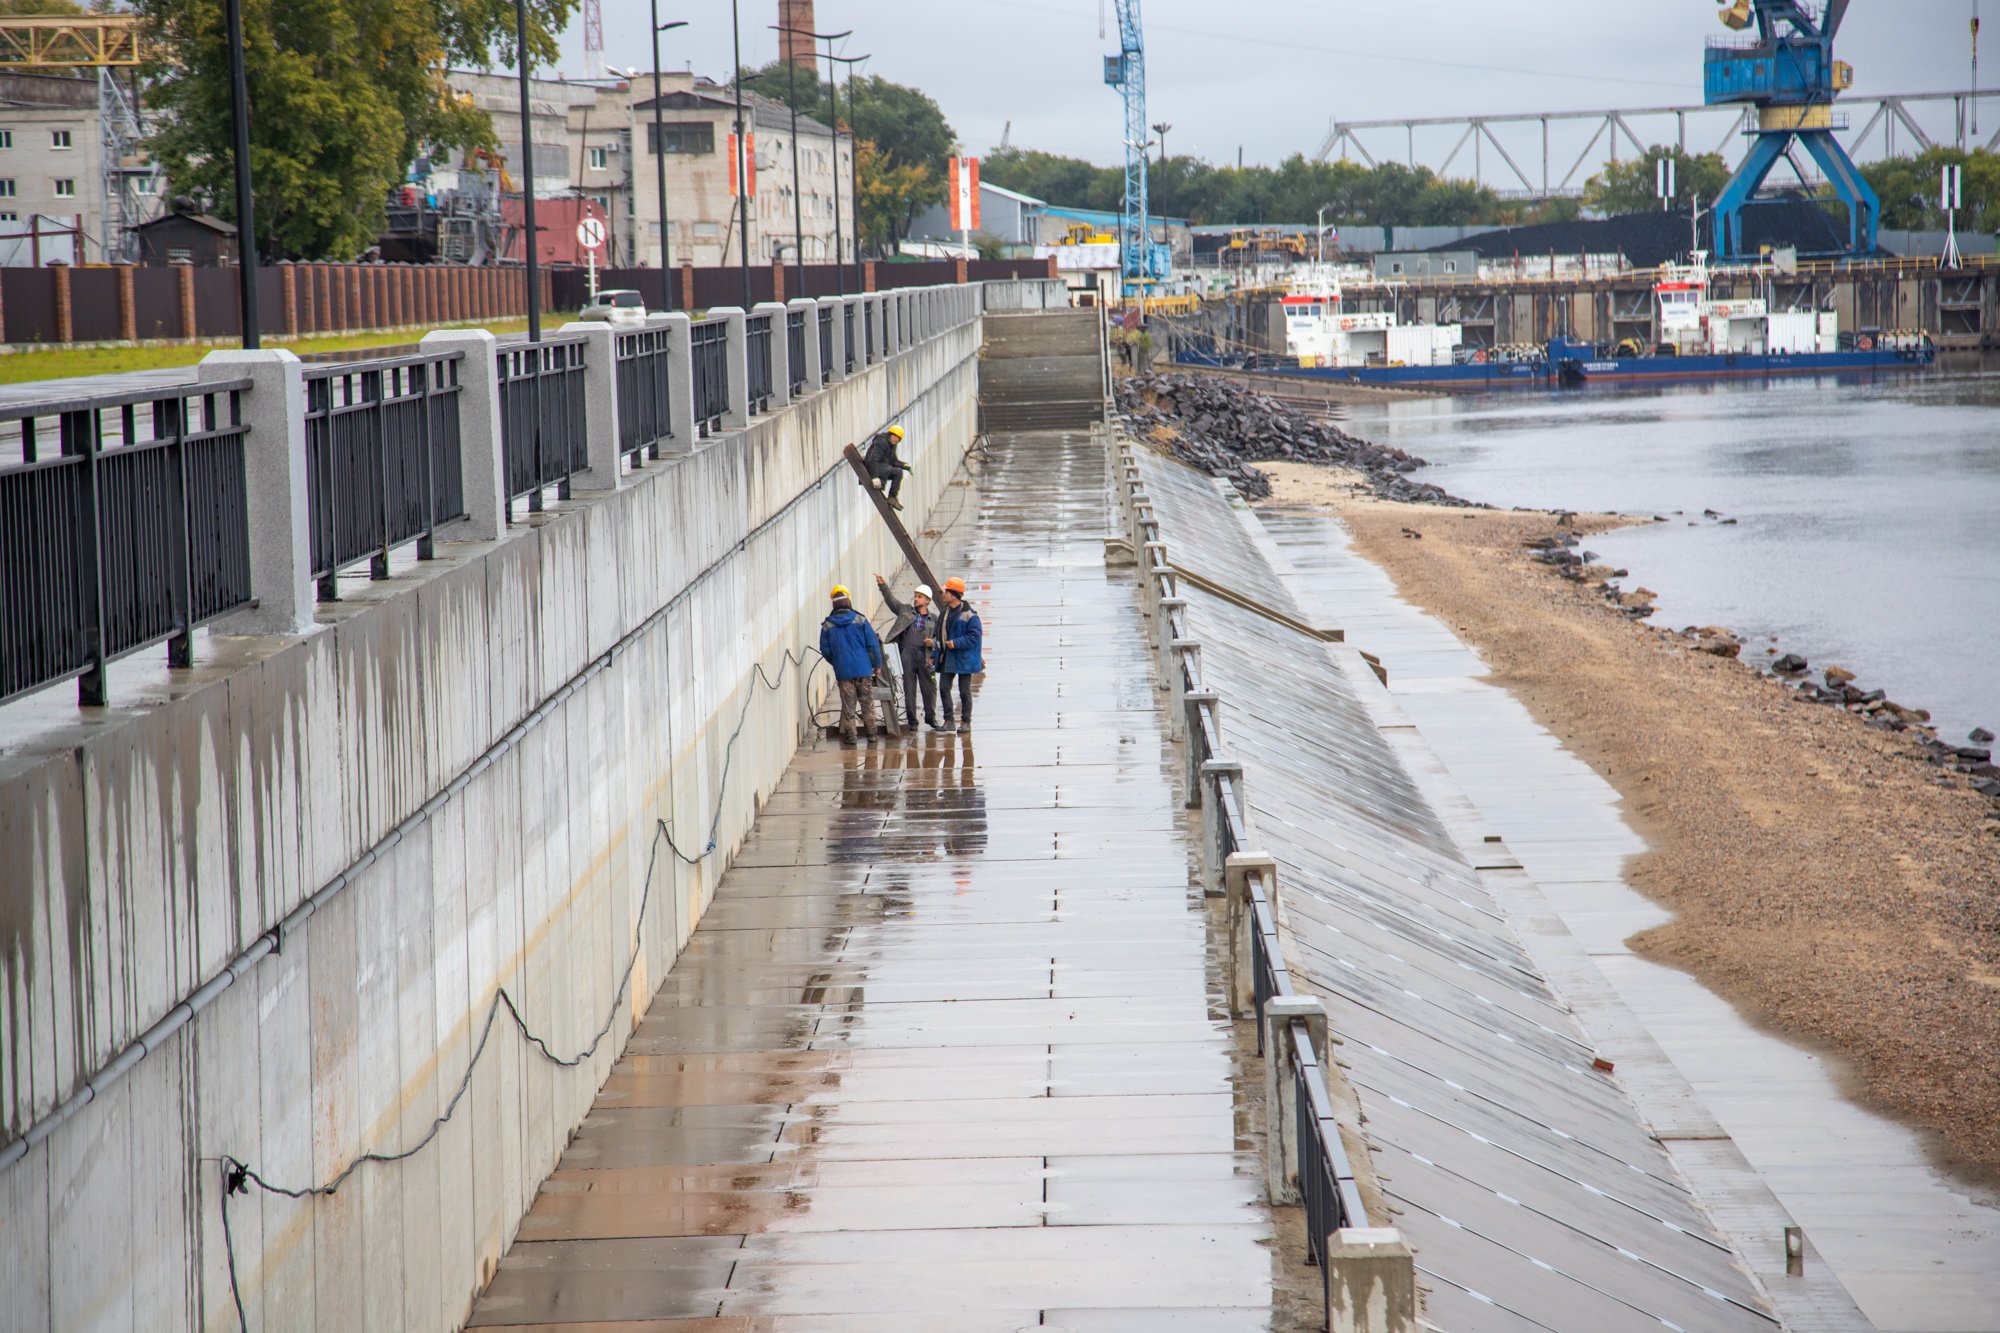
[944,577,966,594]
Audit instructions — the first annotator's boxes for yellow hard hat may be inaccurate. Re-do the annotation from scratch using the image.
[830,584,849,599]
[887,424,905,441]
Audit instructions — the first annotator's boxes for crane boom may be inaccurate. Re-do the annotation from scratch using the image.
[1103,0,1157,292]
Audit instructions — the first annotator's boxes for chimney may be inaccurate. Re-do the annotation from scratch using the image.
[779,0,817,69]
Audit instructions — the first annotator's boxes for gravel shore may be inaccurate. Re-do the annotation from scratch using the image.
[1261,460,2000,1190]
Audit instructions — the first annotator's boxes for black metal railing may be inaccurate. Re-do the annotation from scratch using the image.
[744,313,774,413]
[498,336,588,515]
[842,304,857,372]
[1,379,253,706]
[302,352,465,600]
[787,308,808,396]
[865,302,877,362]
[818,305,834,382]
[615,325,673,461]
[690,317,729,436]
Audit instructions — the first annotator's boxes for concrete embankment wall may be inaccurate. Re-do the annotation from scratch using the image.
[0,302,982,1330]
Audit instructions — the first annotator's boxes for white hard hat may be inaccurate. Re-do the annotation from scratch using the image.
[915,584,934,599]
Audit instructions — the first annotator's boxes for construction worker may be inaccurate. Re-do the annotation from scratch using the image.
[862,423,911,510]
[819,585,885,744]
[874,573,944,732]
[936,576,983,735]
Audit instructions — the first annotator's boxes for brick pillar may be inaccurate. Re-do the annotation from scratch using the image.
[1043,255,1058,278]
[863,259,878,293]
[771,258,786,304]
[178,263,196,338]
[117,264,136,342]
[280,263,298,336]
[680,261,695,312]
[53,263,72,342]
[955,256,969,284]
[347,265,361,331]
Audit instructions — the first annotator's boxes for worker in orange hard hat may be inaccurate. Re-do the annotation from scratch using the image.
[861,423,912,510]
[934,576,982,735]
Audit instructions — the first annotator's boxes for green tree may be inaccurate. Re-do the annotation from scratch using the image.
[1583,146,1732,216]
[740,61,954,250]
[139,0,575,260]
[1863,147,1999,231]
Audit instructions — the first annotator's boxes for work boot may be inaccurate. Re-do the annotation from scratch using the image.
[956,722,971,735]
[839,729,857,745]
[889,496,904,511]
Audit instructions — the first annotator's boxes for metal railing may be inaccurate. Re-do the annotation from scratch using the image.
[865,302,877,362]
[1113,437,1374,1325]
[818,305,834,381]
[0,379,253,705]
[615,324,673,463]
[690,316,729,437]
[302,351,465,600]
[787,308,808,396]
[744,313,774,414]
[497,336,588,515]
[842,304,857,372]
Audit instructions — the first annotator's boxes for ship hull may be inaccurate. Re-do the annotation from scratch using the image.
[1216,344,1938,390]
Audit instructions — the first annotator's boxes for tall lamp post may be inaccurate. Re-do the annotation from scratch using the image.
[773,23,848,299]
[1151,120,1171,164]
[727,0,752,309]
[826,51,869,296]
[649,11,688,304]
[513,0,541,342]
[224,0,258,346]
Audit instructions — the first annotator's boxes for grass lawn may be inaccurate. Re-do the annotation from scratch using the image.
[0,318,538,385]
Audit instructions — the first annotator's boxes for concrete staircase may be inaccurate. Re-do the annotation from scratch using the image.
[978,307,1106,432]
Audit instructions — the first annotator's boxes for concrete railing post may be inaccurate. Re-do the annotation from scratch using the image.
[755,301,792,409]
[557,321,624,491]
[1262,994,1328,1205]
[1198,758,1244,899]
[1142,541,1172,626]
[821,297,847,383]
[791,297,822,392]
[420,328,506,540]
[1327,1229,1417,1333]
[715,306,750,429]
[1225,852,1275,1018]
[199,349,313,634]
[1183,690,1219,807]
[657,313,697,452]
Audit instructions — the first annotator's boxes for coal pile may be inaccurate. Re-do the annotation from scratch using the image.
[1114,372,1474,505]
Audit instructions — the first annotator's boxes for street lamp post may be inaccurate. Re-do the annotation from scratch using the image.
[649,11,688,302]
[513,0,541,343]
[224,0,258,346]
[728,0,752,309]
[773,23,849,299]
[827,52,870,296]
[1151,120,1171,165]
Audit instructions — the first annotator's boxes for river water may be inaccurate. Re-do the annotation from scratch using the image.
[1339,368,2000,743]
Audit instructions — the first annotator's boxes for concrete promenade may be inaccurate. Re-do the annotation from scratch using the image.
[465,429,1278,1329]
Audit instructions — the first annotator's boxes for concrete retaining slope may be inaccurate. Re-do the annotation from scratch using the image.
[0,310,980,1332]
[979,308,1107,433]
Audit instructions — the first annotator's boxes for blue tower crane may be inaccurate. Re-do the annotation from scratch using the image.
[1103,0,1161,292]
[1704,0,1879,259]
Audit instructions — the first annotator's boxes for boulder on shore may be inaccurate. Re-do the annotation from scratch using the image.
[1772,653,1809,674]
[1824,665,1856,686]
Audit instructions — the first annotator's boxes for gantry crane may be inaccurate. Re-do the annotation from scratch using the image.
[1705,0,1879,258]
[1102,0,1161,292]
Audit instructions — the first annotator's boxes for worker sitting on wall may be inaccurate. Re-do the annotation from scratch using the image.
[862,424,912,510]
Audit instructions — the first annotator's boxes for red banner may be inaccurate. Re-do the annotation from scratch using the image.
[949,156,980,231]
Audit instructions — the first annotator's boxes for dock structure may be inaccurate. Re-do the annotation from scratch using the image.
[466,426,1283,1328]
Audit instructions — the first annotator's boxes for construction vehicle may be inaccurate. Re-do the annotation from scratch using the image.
[1704,0,1876,258]
[1061,222,1117,246]
[1221,229,1309,264]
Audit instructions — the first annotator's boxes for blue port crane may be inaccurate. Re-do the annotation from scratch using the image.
[1704,0,1879,258]
[1103,0,1158,292]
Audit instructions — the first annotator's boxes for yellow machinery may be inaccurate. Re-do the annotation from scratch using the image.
[1062,222,1117,245]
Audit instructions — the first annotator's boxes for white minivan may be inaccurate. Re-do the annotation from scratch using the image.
[577,289,648,327]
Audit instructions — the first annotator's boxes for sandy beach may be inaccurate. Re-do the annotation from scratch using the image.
[1260,460,2000,1189]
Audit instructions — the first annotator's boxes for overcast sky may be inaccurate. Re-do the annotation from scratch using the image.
[555,1,1975,174]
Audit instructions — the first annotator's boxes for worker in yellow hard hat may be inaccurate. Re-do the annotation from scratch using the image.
[819,584,884,743]
[861,422,912,510]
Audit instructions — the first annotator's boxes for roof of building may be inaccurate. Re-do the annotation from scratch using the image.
[978,181,1046,208]
[1041,203,1191,227]
[136,213,239,236]
[630,83,839,139]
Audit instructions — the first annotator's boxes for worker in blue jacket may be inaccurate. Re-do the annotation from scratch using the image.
[819,585,885,743]
[935,576,982,735]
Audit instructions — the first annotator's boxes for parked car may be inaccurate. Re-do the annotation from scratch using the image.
[578,289,647,326]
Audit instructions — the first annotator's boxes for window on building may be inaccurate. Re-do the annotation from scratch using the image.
[588,145,608,171]
[0,211,16,224]
[0,179,15,198]
[53,178,75,197]
[0,131,13,149]
[135,176,157,195]
[1443,260,1457,274]
[168,246,192,262]
[51,129,71,149]
[694,221,720,239]
[645,123,715,155]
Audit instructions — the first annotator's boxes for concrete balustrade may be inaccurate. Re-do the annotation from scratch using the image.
[560,320,626,492]
[790,298,822,393]
[754,301,792,409]
[0,283,986,1333]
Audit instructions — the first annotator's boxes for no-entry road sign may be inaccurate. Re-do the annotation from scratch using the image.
[576,216,607,251]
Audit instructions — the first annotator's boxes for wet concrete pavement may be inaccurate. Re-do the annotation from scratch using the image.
[465,431,1279,1330]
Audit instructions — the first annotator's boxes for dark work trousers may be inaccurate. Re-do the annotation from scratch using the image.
[869,463,904,501]
[900,658,938,726]
[939,672,974,725]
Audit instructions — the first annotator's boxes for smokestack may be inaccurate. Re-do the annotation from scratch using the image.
[779,0,817,69]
